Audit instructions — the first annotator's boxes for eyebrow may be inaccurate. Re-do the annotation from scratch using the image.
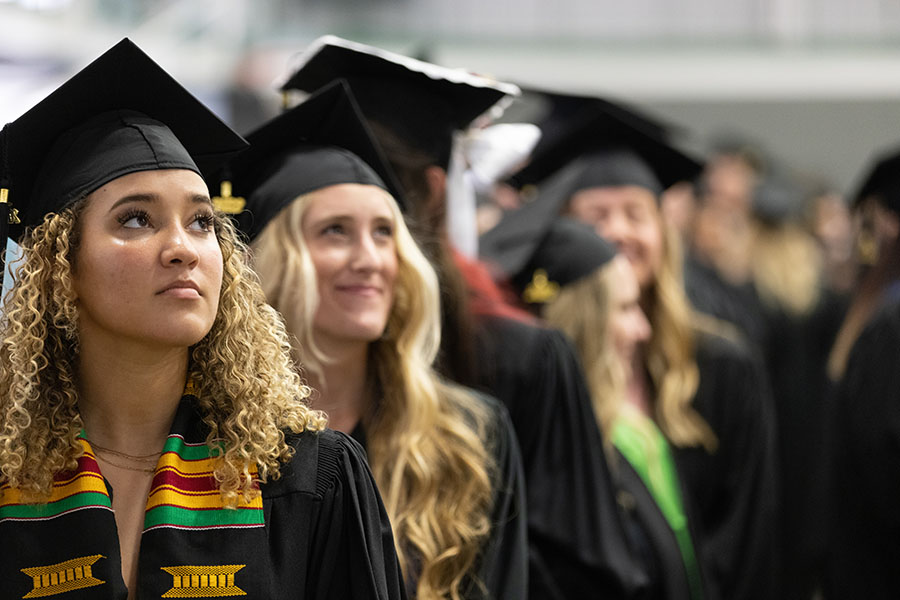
[108,193,212,212]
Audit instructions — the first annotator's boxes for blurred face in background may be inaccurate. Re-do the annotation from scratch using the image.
[855,195,900,266]
[567,184,664,290]
[606,255,652,365]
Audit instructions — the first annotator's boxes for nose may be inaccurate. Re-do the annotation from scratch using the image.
[632,309,652,343]
[595,211,629,247]
[160,224,200,267]
[349,233,381,272]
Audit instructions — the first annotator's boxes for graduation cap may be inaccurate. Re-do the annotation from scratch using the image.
[752,176,806,225]
[0,38,248,245]
[508,94,703,193]
[851,144,900,215]
[216,79,406,241]
[278,35,520,170]
[480,162,617,304]
[511,86,680,152]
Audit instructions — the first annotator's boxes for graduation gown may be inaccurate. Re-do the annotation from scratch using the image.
[828,297,900,599]
[0,396,407,600]
[674,330,780,600]
[759,288,846,599]
[474,314,648,600]
[613,420,708,600]
[353,391,528,600]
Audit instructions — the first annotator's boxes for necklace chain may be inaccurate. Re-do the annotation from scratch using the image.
[92,453,158,474]
[88,441,163,463]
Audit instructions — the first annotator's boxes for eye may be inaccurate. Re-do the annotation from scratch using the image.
[118,209,151,229]
[189,211,216,232]
[321,222,346,236]
[373,223,394,239]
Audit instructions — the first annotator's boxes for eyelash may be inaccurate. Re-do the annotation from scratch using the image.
[117,208,150,228]
[116,209,216,232]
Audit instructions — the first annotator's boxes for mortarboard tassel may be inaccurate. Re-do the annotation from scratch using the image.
[0,124,19,286]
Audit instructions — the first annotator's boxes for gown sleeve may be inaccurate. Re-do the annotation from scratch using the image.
[475,315,648,599]
[828,299,900,597]
[676,332,780,600]
[302,430,408,600]
[470,394,529,600]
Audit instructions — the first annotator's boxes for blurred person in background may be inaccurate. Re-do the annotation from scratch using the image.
[278,36,650,600]
[502,104,779,600]
[826,145,900,382]
[824,145,900,599]
[747,177,845,600]
[482,189,713,600]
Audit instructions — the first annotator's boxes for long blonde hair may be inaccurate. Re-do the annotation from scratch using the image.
[543,264,625,444]
[0,199,326,505]
[751,222,822,318]
[253,189,495,600]
[643,221,718,452]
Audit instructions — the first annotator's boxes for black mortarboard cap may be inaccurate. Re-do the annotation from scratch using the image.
[752,177,806,225]
[480,163,617,304]
[511,86,680,153]
[508,96,702,192]
[0,38,248,242]
[851,144,900,215]
[217,79,406,241]
[278,35,520,169]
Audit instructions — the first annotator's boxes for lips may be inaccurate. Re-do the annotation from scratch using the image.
[158,279,201,297]
[336,284,382,297]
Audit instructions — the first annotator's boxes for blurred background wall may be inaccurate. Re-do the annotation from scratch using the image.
[3,0,900,195]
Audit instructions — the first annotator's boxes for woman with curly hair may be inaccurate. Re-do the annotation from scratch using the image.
[220,80,527,600]
[0,40,405,600]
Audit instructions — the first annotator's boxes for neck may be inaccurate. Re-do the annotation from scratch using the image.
[308,338,371,434]
[77,333,188,455]
[625,353,653,417]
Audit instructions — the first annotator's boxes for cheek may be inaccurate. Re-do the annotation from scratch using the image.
[75,243,146,294]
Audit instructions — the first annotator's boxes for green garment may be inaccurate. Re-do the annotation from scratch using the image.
[613,414,704,600]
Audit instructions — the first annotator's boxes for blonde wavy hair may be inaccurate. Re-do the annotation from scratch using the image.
[644,220,718,452]
[0,197,326,505]
[252,188,495,600]
[543,264,625,446]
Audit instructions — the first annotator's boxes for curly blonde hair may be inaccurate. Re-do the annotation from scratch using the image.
[253,188,495,600]
[0,197,326,505]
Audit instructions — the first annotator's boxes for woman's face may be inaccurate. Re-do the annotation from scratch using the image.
[302,184,399,348]
[73,169,223,350]
[606,255,652,363]
[567,184,664,291]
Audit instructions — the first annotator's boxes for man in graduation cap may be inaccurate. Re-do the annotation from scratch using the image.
[497,97,780,600]
[0,39,406,600]
[280,35,650,600]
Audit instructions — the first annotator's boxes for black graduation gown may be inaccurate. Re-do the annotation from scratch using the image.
[674,330,780,600]
[759,288,846,599]
[683,254,767,350]
[352,392,529,600]
[827,297,900,599]
[0,397,407,600]
[614,450,709,600]
[474,314,649,600]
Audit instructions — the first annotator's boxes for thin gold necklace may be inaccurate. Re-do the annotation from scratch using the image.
[88,441,162,463]
[93,453,158,474]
